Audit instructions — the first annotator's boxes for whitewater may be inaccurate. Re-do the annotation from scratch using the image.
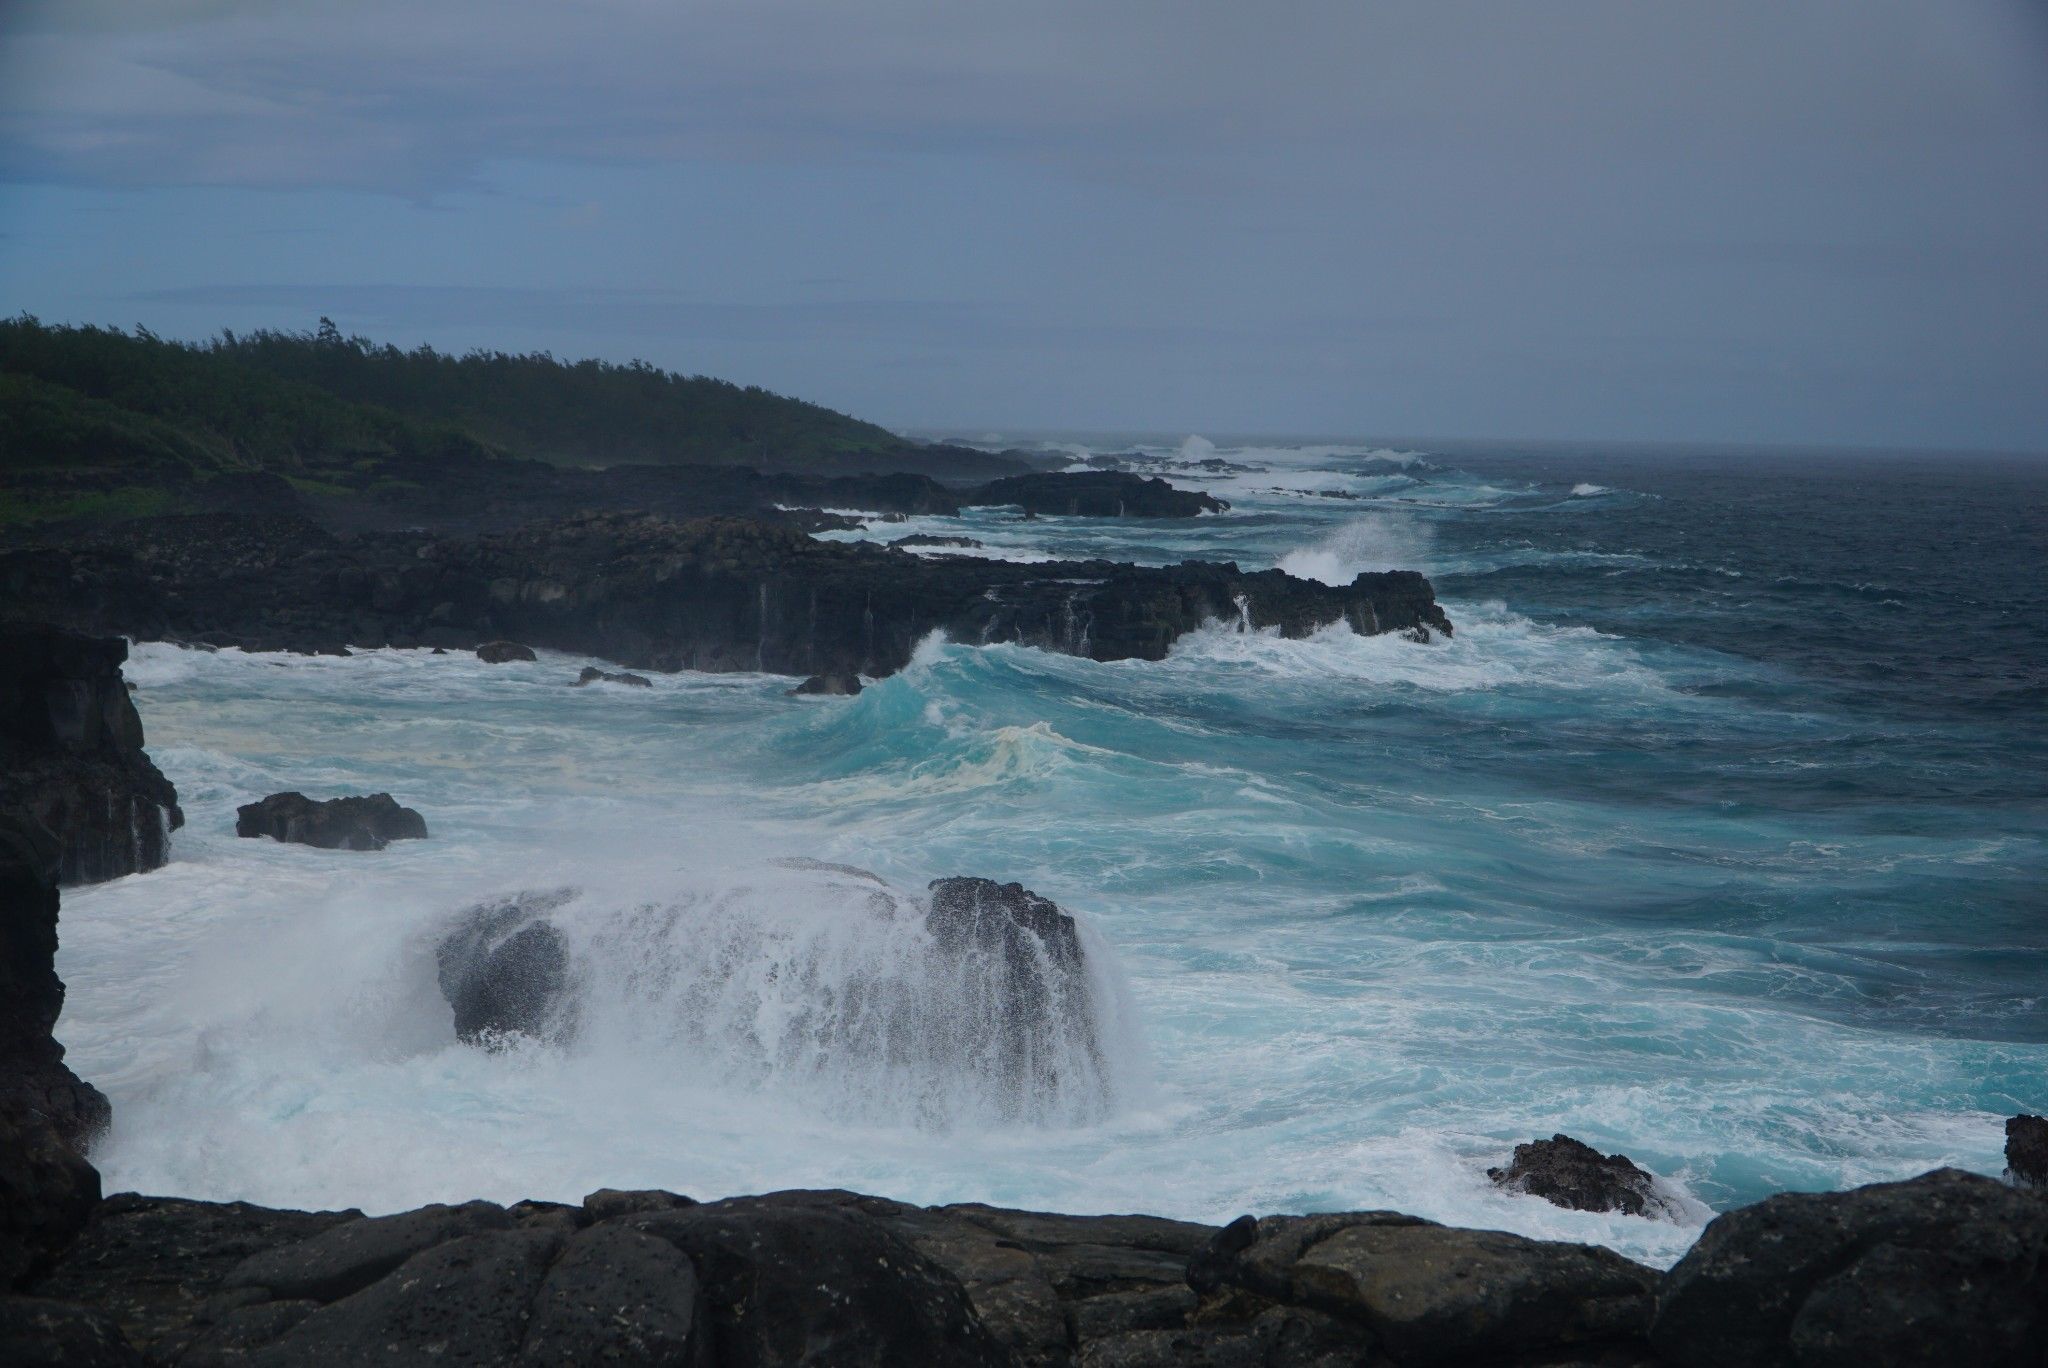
[55,438,2048,1270]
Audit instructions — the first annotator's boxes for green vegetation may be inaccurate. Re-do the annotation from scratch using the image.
[214,317,904,468]
[0,314,941,532]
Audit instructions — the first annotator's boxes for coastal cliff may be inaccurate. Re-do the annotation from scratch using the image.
[1,512,1451,677]
[0,626,183,886]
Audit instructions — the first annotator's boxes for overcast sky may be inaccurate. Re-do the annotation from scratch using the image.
[3,1,2045,449]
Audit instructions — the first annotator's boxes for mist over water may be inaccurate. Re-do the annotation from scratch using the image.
[58,439,2048,1269]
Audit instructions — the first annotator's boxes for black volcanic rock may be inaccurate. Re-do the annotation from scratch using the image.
[968,471,1226,518]
[234,792,428,851]
[435,889,576,1044]
[477,639,537,663]
[625,1201,1008,1368]
[1186,1210,1658,1366]
[17,1170,2044,1367]
[1488,1133,1665,1217]
[1653,1168,2048,1368]
[0,1109,101,1290]
[892,534,984,550]
[789,671,863,696]
[0,1296,142,1366]
[0,625,183,886]
[0,818,111,1157]
[573,666,651,687]
[0,510,1450,680]
[2007,1114,2047,1188]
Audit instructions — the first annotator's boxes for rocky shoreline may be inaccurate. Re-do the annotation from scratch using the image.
[1,509,1451,677]
[8,1159,2045,1365]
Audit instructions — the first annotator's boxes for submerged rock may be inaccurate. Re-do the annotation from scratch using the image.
[1653,1167,2048,1368]
[1488,1133,1666,1217]
[435,889,576,1044]
[0,624,183,886]
[572,665,651,687]
[233,792,428,851]
[2007,1114,2047,1188]
[789,671,863,696]
[476,640,537,663]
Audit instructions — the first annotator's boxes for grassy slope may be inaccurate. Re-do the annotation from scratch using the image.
[0,317,1005,530]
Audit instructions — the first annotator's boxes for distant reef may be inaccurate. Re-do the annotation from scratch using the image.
[1,511,1451,677]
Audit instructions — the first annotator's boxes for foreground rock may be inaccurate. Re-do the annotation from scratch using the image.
[1653,1168,2047,1367]
[1489,1133,1666,1217]
[966,472,1226,518]
[2,511,1450,678]
[0,625,183,885]
[234,792,428,851]
[11,1165,2043,1366]
[2008,1113,2047,1188]
[477,640,537,663]
[1187,1211,1658,1365]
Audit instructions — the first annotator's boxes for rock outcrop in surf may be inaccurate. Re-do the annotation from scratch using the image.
[435,889,577,1045]
[1488,1133,1668,1217]
[429,872,1120,1124]
[234,792,429,851]
[0,625,183,886]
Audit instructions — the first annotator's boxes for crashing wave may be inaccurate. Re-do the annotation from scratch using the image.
[432,862,1135,1128]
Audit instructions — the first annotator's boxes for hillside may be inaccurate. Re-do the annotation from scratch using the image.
[0,316,1033,529]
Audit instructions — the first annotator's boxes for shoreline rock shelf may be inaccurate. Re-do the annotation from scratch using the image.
[1,510,1452,677]
[5,1169,2043,1367]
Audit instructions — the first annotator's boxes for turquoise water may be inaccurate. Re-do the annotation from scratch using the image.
[56,439,2048,1268]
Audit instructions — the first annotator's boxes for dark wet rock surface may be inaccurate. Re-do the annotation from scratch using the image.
[1652,1168,2048,1368]
[477,640,537,663]
[0,625,182,886]
[1,805,114,1220]
[789,670,863,696]
[1489,1134,1666,1217]
[572,666,650,687]
[10,1167,2044,1366]
[435,890,576,1045]
[967,472,1227,519]
[2,510,1449,677]
[2006,1113,2047,1188]
[233,792,428,851]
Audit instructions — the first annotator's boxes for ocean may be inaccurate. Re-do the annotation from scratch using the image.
[54,437,2048,1269]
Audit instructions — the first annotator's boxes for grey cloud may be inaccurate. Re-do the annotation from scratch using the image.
[4,1,2045,195]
